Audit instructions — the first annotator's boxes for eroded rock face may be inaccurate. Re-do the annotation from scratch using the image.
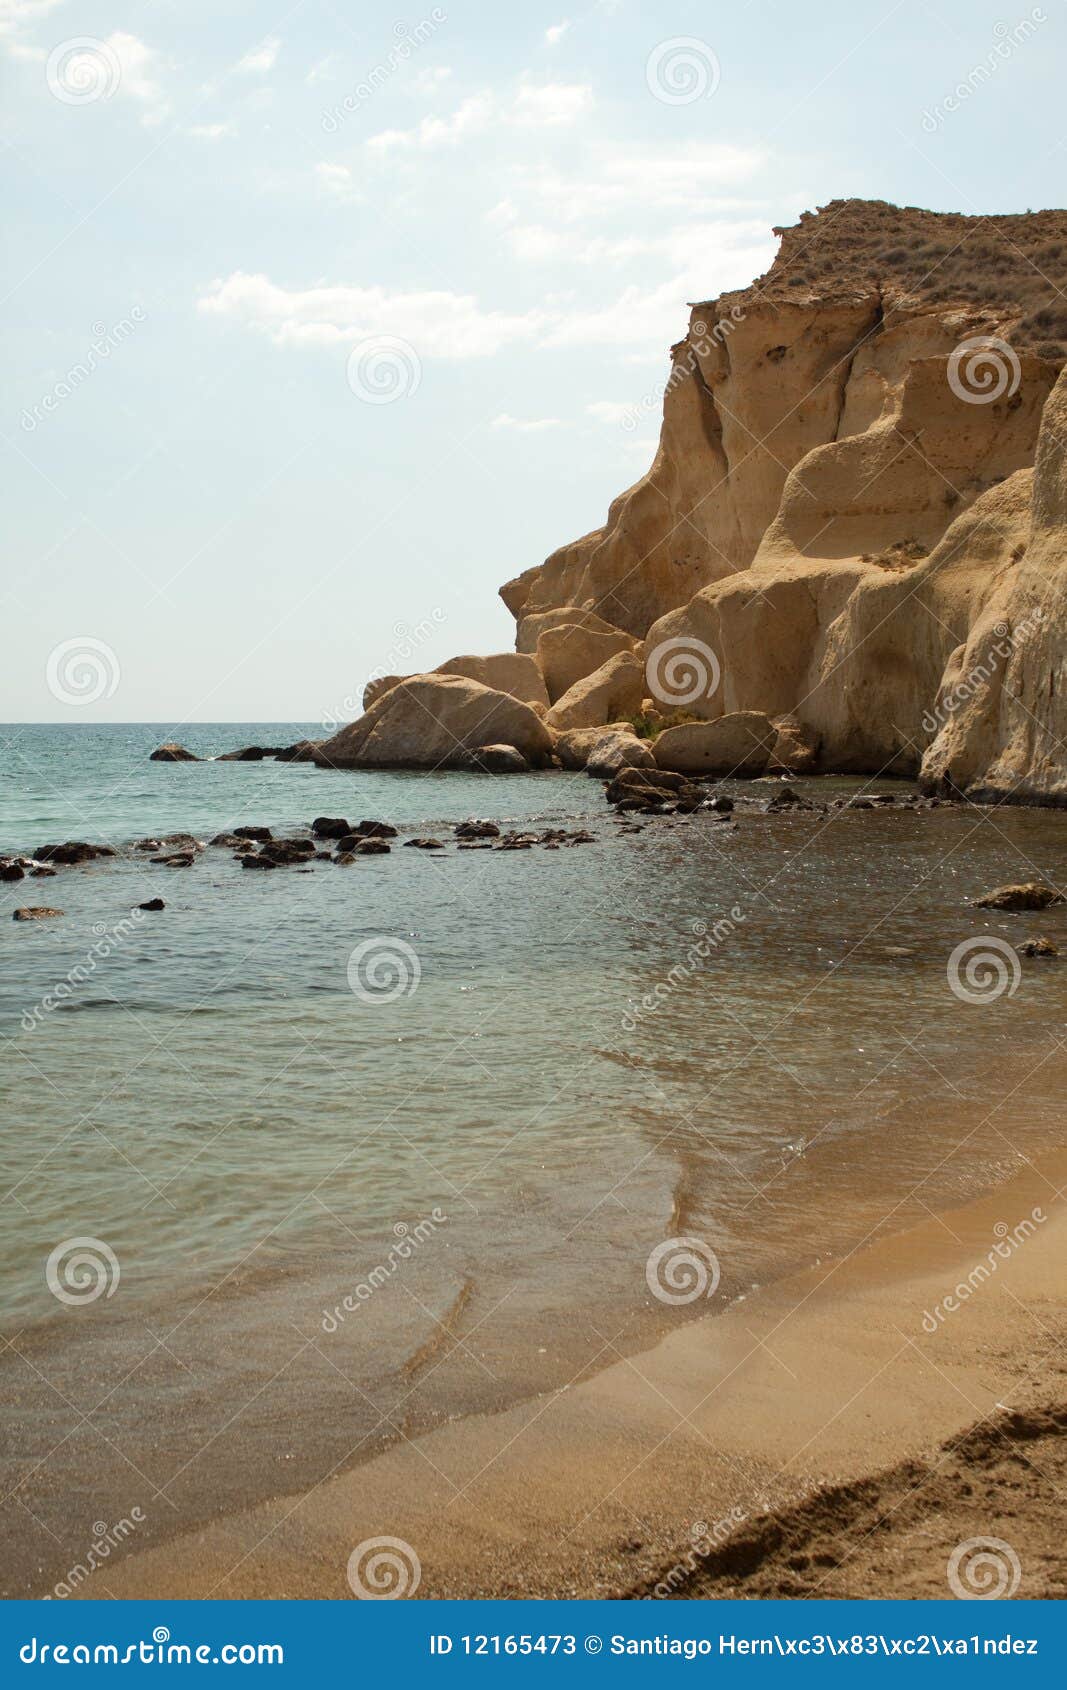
[536,624,638,704]
[363,653,549,711]
[495,199,1067,795]
[317,674,554,769]
[652,713,775,776]
[547,651,646,731]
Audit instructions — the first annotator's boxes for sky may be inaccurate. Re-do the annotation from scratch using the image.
[3,0,1065,723]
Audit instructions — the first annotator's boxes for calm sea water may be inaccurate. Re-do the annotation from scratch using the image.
[3,723,1067,1593]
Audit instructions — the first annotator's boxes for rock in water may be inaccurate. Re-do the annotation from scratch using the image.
[973,882,1065,911]
[473,744,528,773]
[1019,936,1058,956]
[138,898,166,911]
[150,743,199,762]
[13,907,63,920]
[316,675,554,770]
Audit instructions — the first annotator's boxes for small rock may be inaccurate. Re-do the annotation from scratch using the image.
[209,833,248,849]
[311,817,351,839]
[13,906,63,921]
[35,841,115,865]
[356,820,398,838]
[239,854,277,870]
[454,820,501,840]
[232,825,272,842]
[473,744,529,773]
[138,898,166,911]
[31,866,58,878]
[404,838,445,850]
[705,795,734,813]
[350,837,391,855]
[1019,937,1058,957]
[0,862,25,881]
[973,882,1065,911]
[151,852,195,867]
[150,743,199,762]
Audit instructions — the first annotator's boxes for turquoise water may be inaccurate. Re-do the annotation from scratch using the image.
[3,723,1067,1593]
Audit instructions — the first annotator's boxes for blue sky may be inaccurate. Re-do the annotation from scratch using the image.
[4,0,1064,722]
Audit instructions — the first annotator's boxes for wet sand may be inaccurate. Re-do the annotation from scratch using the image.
[86,1152,1067,1601]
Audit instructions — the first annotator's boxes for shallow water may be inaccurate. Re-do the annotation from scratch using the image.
[2,723,1066,1594]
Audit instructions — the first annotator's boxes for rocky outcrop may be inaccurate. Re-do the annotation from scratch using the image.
[547,651,646,731]
[495,200,1067,795]
[325,201,1067,792]
[316,674,554,769]
[364,652,548,711]
[652,712,775,775]
[536,624,638,703]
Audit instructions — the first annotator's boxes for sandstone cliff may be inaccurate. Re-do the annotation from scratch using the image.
[328,200,1067,795]
[499,200,1067,797]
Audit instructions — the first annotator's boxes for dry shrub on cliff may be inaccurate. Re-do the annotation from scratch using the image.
[730,199,1067,359]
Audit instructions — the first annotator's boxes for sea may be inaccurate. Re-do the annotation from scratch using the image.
[2,722,1066,1594]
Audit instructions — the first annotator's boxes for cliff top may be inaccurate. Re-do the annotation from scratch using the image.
[710,198,1067,357]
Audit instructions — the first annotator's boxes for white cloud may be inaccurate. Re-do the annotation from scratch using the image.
[313,162,361,202]
[586,401,632,424]
[237,36,280,75]
[491,413,566,432]
[198,273,546,359]
[366,81,592,151]
[408,65,452,94]
[545,22,571,46]
[513,80,592,125]
[368,91,494,152]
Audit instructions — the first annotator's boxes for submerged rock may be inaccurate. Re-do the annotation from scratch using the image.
[1019,936,1058,956]
[13,906,63,920]
[973,882,1065,911]
[454,820,501,840]
[403,838,446,850]
[35,841,116,865]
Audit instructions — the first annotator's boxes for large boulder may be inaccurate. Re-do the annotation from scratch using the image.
[317,675,554,770]
[652,712,776,775]
[554,723,635,770]
[536,624,638,703]
[150,743,198,762]
[584,729,656,777]
[514,605,629,654]
[364,653,548,712]
[547,652,646,732]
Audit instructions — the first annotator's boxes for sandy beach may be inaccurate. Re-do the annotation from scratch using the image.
[85,1152,1067,1602]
